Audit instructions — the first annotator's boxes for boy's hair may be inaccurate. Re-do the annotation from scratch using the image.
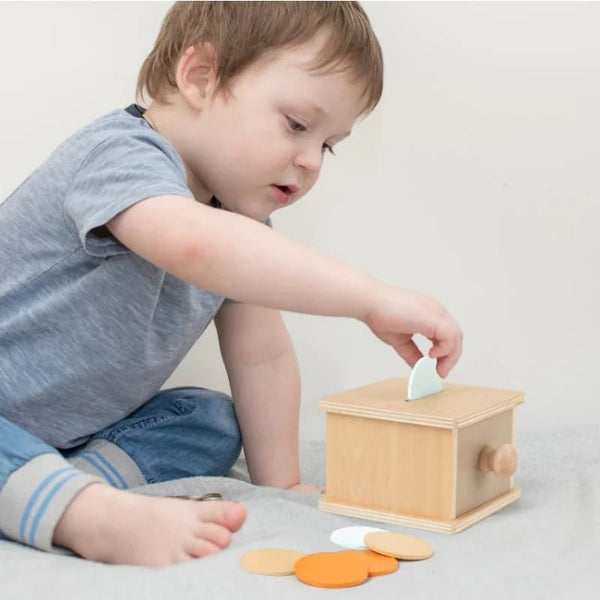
[137,1,383,114]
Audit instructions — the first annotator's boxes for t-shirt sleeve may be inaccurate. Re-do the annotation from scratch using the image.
[63,132,193,257]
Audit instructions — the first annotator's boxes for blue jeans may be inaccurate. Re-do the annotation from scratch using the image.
[0,387,242,549]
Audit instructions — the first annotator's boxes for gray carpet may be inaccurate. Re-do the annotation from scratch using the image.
[1,426,598,599]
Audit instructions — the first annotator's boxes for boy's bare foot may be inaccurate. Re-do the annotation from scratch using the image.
[53,483,246,567]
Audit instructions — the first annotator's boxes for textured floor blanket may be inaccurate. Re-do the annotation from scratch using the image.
[1,426,598,599]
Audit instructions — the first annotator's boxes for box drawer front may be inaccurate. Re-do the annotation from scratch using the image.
[325,414,455,520]
[455,410,515,516]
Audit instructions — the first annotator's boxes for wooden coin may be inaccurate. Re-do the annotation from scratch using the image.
[241,549,306,576]
[365,531,434,560]
[337,550,398,576]
[294,551,369,588]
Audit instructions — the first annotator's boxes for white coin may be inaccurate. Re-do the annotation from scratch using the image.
[407,356,442,401]
[330,526,386,549]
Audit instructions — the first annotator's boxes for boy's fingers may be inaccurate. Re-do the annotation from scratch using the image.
[395,338,423,368]
[435,356,451,378]
[430,332,462,377]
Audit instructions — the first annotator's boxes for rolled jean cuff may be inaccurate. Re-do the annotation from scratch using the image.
[0,453,104,552]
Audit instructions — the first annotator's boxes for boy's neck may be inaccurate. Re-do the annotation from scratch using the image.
[143,101,213,206]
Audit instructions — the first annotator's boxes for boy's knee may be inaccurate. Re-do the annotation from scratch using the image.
[196,390,242,463]
[165,388,242,471]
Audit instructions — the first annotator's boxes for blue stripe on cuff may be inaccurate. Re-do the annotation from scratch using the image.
[27,471,80,546]
[80,454,119,488]
[90,451,127,489]
[19,467,76,543]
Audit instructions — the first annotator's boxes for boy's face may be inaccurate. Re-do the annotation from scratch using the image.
[180,39,365,221]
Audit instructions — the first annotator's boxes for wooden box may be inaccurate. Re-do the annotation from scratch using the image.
[319,378,524,533]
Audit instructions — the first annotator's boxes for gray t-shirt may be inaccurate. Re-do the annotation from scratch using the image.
[0,105,227,448]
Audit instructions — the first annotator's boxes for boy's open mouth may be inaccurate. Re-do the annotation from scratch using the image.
[273,184,299,195]
[271,184,298,205]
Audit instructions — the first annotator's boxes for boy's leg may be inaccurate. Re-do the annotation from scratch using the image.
[1,395,247,566]
[0,416,103,551]
[63,387,242,487]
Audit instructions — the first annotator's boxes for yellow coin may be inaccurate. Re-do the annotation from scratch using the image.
[364,531,434,561]
[241,549,306,576]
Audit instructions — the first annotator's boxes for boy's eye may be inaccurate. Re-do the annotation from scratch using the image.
[286,117,306,132]
[286,116,335,156]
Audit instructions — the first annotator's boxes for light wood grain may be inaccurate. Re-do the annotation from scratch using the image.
[455,410,514,515]
[320,379,524,532]
[320,378,524,429]
[324,414,455,520]
[320,488,521,534]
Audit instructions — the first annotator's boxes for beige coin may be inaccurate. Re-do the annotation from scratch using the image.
[364,531,434,561]
[241,549,306,576]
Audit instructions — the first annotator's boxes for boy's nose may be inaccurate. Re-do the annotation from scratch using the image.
[294,144,323,174]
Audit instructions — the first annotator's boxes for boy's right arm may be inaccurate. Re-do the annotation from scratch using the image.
[107,195,462,376]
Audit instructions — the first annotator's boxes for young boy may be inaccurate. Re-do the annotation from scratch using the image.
[0,2,462,567]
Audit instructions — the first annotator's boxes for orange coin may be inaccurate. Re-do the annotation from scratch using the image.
[337,550,398,576]
[294,551,369,588]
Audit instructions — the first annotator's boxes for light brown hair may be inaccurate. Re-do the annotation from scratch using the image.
[137,1,383,114]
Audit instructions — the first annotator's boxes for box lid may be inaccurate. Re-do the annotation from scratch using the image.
[319,378,524,429]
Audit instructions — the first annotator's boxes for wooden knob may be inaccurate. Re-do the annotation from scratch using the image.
[478,444,517,477]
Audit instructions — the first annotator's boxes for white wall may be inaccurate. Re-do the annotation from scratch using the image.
[1,2,598,441]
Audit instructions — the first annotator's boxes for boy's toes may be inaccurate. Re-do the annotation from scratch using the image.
[225,502,246,531]
[194,522,232,549]
[187,537,222,558]
[197,501,247,532]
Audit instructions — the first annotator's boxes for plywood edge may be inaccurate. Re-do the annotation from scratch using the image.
[318,402,455,428]
[319,488,521,534]
[449,487,521,531]
[450,428,458,519]
[455,397,525,428]
[319,396,524,429]
[319,499,459,533]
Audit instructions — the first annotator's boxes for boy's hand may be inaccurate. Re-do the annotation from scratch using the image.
[364,285,462,378]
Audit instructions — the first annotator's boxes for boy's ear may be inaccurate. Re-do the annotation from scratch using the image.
[175,44,218,110]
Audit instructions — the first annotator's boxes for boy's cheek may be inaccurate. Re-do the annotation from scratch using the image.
[302,174,319,196]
